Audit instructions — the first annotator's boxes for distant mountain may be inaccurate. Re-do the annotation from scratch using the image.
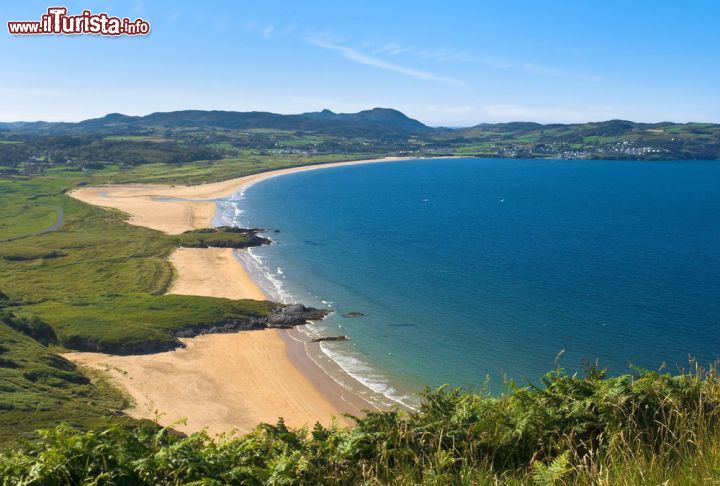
[300,108,431,133]
[456,119,720,142]
[450,119,720,159]
[1,110,717,141]
[0,108,432,135]
[1,110,718,159]
[459,119,682,138]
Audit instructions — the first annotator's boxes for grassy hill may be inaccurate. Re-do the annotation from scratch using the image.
[0,309,131,446]
[0,156,346,444]
[1,110,719,175]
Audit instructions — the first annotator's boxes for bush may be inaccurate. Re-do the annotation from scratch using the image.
[3,365,720,484]
[0,312,57,346]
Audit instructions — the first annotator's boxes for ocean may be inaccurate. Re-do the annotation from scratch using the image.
[217,158,720,406]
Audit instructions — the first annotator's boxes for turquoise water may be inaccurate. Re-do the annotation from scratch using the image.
[219,158,720,404]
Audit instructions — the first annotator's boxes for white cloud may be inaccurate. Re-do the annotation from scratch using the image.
[262,26,274,38]
[286,32,599,86]
[366,41,597,80]
[372,42,415,56]
[370,42,513,68]
[306,38,466,86]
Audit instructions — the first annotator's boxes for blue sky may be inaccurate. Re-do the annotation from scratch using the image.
[2,1,719,125]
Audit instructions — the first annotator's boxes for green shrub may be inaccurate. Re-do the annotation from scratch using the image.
[3,365,720,484]
[175,227,270,249]
[0,311,57,345]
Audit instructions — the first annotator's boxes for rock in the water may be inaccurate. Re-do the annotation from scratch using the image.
[311,335,349,343]
[267,304,329,327]
[343,311,365,318]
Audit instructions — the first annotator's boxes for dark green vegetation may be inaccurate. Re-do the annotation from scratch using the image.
[3,366,720,484]
[15,296,274,354]
[175,227,271,249]
[0,177,274,353]
[0,159,319,444]
[1,109,719,177]
[0,300,130,445]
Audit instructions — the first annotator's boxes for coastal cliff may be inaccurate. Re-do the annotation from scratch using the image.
[60,304,329,355]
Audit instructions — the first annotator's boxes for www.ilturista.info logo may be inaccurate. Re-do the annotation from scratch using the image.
[7,7,150,36]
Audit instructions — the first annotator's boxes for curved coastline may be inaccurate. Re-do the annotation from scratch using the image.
[69,156,456,234]
[231,243,421,410]
[65,156,446,434]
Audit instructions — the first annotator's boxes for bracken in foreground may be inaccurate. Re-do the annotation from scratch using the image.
[2,363,720,485]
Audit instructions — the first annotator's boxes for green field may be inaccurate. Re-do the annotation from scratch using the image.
[0,179,61,240]
[0,155,355,444]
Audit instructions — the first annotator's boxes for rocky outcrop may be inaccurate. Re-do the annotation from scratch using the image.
[343,311,365,318]
[172,304,329,336]
[61,304,330,355]
[177,227,272,249]
[266,304,329,328]
[311,335,349,343]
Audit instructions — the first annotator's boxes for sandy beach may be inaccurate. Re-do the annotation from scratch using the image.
[69,156,421,234]
[65,156,427,435]
[65,331,355,435]
[167,247,267,301]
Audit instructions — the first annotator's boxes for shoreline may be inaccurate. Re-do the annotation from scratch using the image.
[69,156,459,234]
[66,155,436,434]
[64,331,359,436]
[232,247,418,411]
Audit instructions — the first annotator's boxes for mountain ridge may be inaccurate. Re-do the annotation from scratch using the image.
[1,109,719,160]
[2,108,718,135]
[0,108,432,135]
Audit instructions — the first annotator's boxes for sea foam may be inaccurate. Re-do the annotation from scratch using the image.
[216,193,417,410]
